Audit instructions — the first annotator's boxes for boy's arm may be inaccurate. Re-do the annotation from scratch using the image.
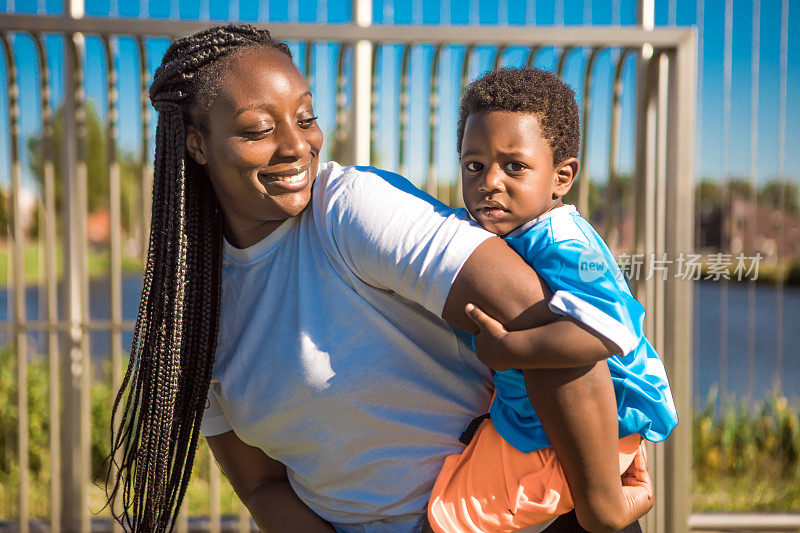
[523,363,652,532]
[465,303,621,370]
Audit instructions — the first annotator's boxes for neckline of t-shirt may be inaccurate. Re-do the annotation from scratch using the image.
[222,215,300,264]
[506,204,577,239]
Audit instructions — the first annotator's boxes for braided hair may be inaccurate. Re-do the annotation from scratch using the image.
[106,24,292,532]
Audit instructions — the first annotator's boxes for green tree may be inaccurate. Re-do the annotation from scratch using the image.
[759,179,799,215]
[26,102,142,235]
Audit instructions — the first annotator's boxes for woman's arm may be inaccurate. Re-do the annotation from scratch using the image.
[206,431,334,533]
[442,237,556,332]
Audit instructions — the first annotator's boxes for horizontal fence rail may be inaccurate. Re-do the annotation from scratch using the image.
[0,12,700,533]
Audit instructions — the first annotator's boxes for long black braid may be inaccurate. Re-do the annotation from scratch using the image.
[105,24,293,532]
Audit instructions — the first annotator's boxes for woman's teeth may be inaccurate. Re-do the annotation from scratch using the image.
[281,171,305,183]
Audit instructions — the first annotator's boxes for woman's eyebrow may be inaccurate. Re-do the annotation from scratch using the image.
[233,103,270,117]
[233,91,313,117]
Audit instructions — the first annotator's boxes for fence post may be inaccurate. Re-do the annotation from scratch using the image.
[351,0,372,165]
[61,0,90,531]
[635,2,661,530]
[664,30,697,533]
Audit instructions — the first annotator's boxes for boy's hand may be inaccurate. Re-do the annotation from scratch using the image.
[465,303,514,371]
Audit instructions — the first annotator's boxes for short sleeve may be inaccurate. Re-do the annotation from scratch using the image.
[314,165,493,317]
[200,378,233,437]
[532,239,644,356]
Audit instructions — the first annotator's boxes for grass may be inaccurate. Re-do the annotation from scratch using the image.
[692,391,800,511]
[1,347,799,521]
[0,241,143,285]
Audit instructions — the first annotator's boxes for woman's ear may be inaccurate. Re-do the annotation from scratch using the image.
[553,157,579,198]
[185,125,207,165]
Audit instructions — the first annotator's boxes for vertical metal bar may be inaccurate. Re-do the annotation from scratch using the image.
[369,44,380,166]
[33,32,61,533]
[351,0,372,165]
[633,52,659,533]
[555,46,573,78]
[655,53,669,353]
[176,502,188,533]
[605,49,632,250]
[334,44,350,164]
[460,45,475,92]
[77,33,91,533]
[695,0,704,215]
[61,29,90,532]
[664,30,697,533]
[238,506,250,533]
[634,14,658,533]
[426,45,443,198]
[304,40,315,95]
[453,44,477,207]
[524,45,541,68]
[137,37,151,266]
[746,0,760,404]
[398,45,412,176]
[492,45,507,70]
[720,0,733,405]
[1,31,29,533]
[775,0,788,396]
[209,450,221,533]
[578,48,600,217]
[102,33,124,533]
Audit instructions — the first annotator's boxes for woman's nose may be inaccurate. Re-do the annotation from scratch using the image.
[275,122,310,159]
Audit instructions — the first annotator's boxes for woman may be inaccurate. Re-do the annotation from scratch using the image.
[107,24,649,532]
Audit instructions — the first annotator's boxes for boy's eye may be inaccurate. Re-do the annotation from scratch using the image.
[465,161,483,172]
[298,115,319,129]
[504,162,525,172]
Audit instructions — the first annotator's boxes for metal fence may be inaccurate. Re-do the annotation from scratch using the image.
[0,1,703,531]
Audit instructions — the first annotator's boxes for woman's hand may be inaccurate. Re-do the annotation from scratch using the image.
[620,441,654,521]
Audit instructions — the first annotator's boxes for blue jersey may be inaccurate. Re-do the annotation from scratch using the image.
[488,205,678,453]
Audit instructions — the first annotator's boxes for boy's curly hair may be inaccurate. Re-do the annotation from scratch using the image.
[457,67,580,166]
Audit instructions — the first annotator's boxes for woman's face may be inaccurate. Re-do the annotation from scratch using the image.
[186,47,323,247]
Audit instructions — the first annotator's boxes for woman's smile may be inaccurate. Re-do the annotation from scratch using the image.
[258,166,311,191]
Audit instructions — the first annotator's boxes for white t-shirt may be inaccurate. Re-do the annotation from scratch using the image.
[201,162,494,530]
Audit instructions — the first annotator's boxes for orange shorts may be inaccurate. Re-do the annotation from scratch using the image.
[428,420,642,533]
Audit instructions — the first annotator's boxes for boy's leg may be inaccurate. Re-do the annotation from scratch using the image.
[523,361,631,531]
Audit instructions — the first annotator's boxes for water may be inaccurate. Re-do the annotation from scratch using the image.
[693,280,800,406]
[1,277,798,405]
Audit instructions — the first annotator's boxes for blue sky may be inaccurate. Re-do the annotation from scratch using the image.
[0,0,798,192]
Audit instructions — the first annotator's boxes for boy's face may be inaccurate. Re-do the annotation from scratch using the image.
[460,111,573,236]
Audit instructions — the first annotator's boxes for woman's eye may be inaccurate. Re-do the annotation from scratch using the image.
[504,162,525,172]
[465,161,483,172]
[298,115,319,128]
[243,128,273,139]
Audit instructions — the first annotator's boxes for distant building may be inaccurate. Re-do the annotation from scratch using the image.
[699,197,800,262]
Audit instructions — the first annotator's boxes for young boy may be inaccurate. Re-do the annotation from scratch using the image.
[427,68,678,532]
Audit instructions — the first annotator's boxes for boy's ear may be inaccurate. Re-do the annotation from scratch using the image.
[185,125,207,165]
[553,157,579,199]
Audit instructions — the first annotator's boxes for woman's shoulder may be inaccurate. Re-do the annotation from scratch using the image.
[314,161,452,215]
